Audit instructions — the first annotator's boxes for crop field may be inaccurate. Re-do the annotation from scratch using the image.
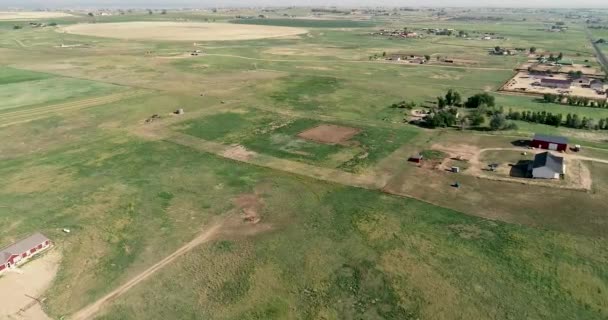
[1,7,608,320]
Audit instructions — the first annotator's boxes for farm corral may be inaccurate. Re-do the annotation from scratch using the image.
[502,71,608,100]
[61,22,309,41]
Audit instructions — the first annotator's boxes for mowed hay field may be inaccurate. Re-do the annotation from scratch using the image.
[0,11,73,20]
[2,7,608,320]
[61,22,309,41]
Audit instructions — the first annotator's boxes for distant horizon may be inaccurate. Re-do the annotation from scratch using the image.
[3,1,608,10]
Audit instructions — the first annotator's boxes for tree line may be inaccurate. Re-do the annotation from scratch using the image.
[506,109,608,130]
[542,93,608,108]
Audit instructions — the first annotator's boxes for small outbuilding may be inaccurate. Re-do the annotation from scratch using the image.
[0,233,51,273]
[530,152,565,179]
[409,154,423,163]
[531,134,568,152]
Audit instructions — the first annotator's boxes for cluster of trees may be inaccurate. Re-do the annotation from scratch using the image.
[537,52,564,62]
[542,93,608,108]
[506,109,608,130]
[436,90,495,109]
[436,89,462,108]
[425,90,514,130]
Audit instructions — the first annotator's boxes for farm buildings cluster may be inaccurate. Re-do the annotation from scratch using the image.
[502,59,608,100]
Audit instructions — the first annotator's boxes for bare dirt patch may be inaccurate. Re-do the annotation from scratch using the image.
[0,11,72,20]
[0,249,61,320]
[60,22,308,42]
[298,124,361,145]
[234,193,264,224]
[222,145,257,161]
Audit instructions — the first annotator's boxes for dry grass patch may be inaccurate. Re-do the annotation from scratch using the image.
[2,165,74,194]
[61,22,308,42]
[0,11,72,20]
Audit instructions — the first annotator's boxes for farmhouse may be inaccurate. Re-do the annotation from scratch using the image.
[531,134,568,151]
[530,152,565,179]
[540,78,571,89]
[0,233,51,273]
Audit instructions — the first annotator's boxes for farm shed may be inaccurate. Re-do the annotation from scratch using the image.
[409,154,423,163]
[0,233,51,273]
[531,134,568,151]
[590,79,605,92]
[540,78,571,89]
[530,152,565,179]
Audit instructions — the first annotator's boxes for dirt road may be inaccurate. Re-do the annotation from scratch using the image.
[69,221,224,320]
[203,53,513,71]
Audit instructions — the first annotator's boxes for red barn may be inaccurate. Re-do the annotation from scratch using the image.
[0,233,51,273]
[530,134,568,152]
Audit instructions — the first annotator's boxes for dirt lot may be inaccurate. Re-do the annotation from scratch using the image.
[0,249,61,320]
[502,71,607,100]
[431,144,593,191]
[61,22,308,41]
[298,124,361,145]
[0,11,72,20]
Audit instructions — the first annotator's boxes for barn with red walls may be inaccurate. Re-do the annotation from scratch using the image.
[530,134,568,152]
[0,233,51,273]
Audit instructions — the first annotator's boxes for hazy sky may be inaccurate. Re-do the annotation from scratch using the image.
[3,0,608,9]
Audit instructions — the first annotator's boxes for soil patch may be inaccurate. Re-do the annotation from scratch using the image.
[298,124,361,145]
[234,193,264,224]
[60,22,308,42]
[222,145,257,161]
[0,249,61,320]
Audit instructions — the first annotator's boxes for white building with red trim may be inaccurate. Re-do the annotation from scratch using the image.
[0,233,51,273]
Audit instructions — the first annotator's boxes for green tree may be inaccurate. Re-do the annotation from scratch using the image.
[465,93,495,108]
[530,46,537,53]
[490,113,507,130]
[437,96,447,109]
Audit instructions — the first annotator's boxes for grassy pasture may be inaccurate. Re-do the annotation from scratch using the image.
[177,110,419,172]
[0,76,122,112]
[96,182,608,320]
[2,8,608,320]
[0,66,52,84]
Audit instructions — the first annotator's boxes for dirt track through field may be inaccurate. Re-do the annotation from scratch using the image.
[0,90,148,128]
[203,53,513,71]
[69,221,224,320]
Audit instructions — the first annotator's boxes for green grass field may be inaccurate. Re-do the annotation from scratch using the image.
[231,18,376,28]
[1,7,608,320]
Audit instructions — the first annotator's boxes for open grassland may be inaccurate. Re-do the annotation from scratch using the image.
[0,75,123,112]
[95,182,608,320]
[2,8,608,320]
